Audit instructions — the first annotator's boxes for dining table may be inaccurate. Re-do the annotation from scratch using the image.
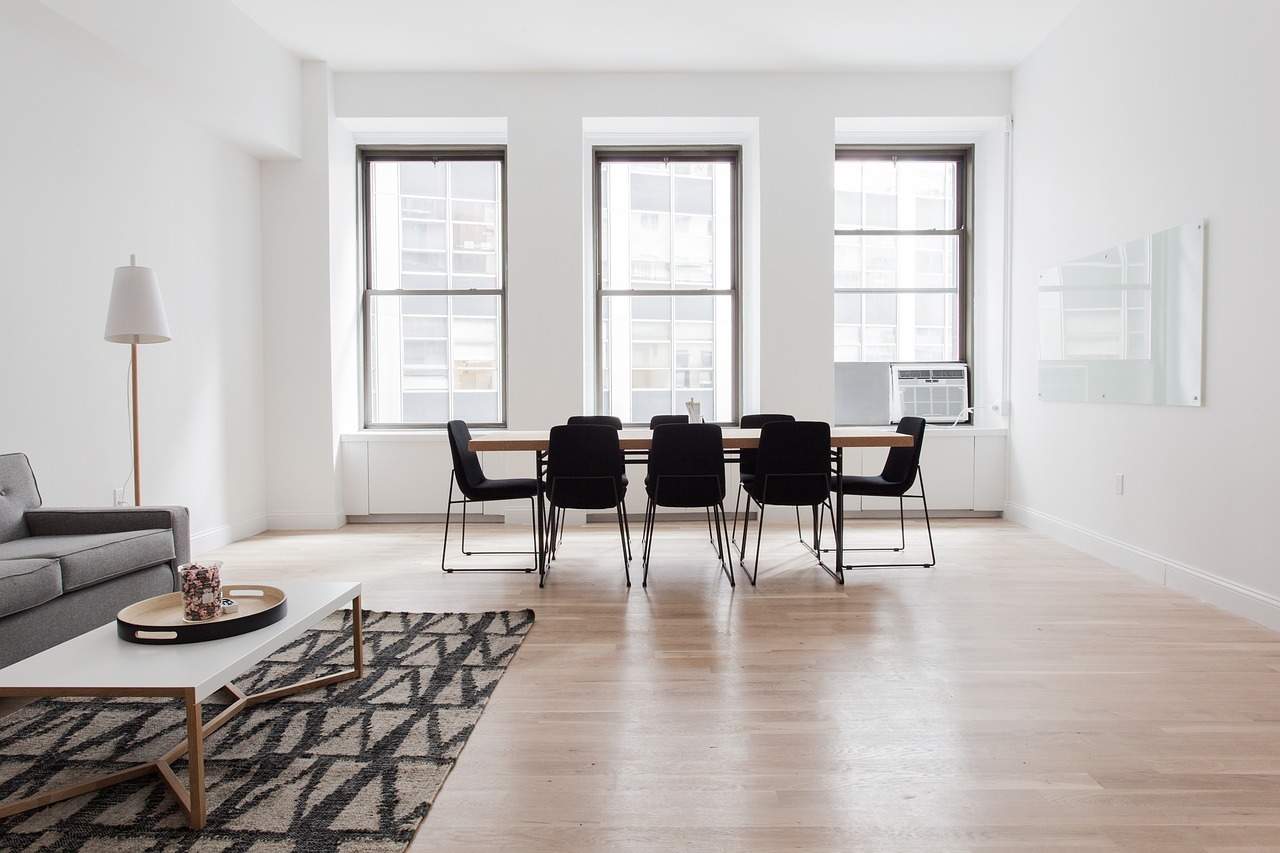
[469,426,914,584]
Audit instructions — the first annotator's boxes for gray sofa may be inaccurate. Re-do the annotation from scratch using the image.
[0,452,188,668]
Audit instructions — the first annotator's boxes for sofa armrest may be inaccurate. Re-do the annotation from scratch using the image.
[24,507,191,569]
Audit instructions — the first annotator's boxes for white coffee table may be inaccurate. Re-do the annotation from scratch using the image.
[0,580,362,829]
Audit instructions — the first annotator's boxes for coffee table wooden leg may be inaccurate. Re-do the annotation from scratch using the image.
[185,692,206,829]
[352,595,364,677]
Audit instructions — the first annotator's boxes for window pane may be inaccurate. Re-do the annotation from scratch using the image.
[600,293,732,423]
[400,162,446,198]
[367,293,502,425]
[450,161,498,200]
[833,158,957,231]
[834,235,959,291]
[367,157,504,293]
[598,155,736,423]
[601,159,733,291]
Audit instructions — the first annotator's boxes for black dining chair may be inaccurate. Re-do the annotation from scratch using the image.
[826,417,935,569]
[544,424,632,587]
[640,423,734,588]
[737,420,838,585]
[552,416,628,556]
[443,420,540,574]
[731,413,805,546]
[567,415,623,429]
[645,413,719,548]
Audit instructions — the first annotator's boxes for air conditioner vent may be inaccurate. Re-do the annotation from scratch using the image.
[889,363,970,424]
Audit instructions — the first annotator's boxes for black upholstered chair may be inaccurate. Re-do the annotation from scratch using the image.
[737,421,837,585]
[554,415,627,555]
[443,420,540,574]
[731,413,803,545]
[544,424,632,587]
[567,415,623,430]
[640,424,733,588]
[828,416,935,569]
[645,413,720,547]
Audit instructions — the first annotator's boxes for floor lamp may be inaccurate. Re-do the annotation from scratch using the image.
[104,255,170,506]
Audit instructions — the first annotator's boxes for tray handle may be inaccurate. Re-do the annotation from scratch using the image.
[134,630,179,641]
[224,587,265,598]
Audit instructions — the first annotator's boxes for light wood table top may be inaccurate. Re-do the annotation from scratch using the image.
[469,427,913,452]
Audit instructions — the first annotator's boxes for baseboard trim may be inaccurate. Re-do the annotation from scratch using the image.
[191,515,268,556]
[266,511,346,531]
[346,513,504,524]
[1005,502,1280,632]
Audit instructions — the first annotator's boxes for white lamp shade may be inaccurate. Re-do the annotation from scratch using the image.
[104,263,170,344]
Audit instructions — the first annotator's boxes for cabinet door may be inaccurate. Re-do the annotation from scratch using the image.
[859,435,975,510]
[341,441,370,516]
[972,434,1007,511]
[368,440,453,514]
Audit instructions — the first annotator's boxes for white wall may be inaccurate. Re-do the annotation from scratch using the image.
[260,63,357,530]
[39,0,301,158]
[1007,0,1280,625]
[329,72,1011,521]
[0,0,268,553]
[334,71,1010,430]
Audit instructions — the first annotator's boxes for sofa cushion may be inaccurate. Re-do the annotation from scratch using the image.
[0,529,175,593]
[0,453,41,543]
[0,559,62,618]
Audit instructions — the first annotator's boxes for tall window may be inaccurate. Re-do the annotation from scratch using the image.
[594,148,739,425]
[361,149,506,427]
[834,148,969,363]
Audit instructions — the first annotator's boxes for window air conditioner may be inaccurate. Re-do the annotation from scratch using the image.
[889,363,970,424]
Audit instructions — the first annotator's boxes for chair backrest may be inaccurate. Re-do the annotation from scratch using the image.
[566,415,623,430]
[0,453,40,543]
[879,417,926,491]
[754,421,831,506]
[547,424,627,510]
[648,414,688,429]
[446,420,487,499]
[738,413,795,477]
[646,424,725,507]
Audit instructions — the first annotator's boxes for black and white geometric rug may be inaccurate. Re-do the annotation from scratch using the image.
[0,609,534,852]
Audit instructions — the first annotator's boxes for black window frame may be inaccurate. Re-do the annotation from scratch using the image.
[359,146,509,430]
[833,145,973,371]
[591,145,742,427]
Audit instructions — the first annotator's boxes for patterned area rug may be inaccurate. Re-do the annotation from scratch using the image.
[0,609,534,851]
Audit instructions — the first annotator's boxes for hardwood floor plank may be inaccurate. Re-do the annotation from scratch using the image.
[207,519,1280,852]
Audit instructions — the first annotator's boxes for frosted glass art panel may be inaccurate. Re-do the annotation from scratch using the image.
[1037,220,1204,406]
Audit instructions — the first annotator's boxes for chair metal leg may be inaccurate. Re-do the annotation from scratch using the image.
[737,491,751,568]
[622,499,633,562]
[748,500,765,586]
[616,500,632,587]
[830,466,937,570]
[548,503,558,561]
[706,507,718,554]
[730,484,744,544]
[440,478,454,573]
[713,502,735,587]
[796,506,804,541]
[461,496,469,555]
[441,477,535,573]
[919,467,936,568]
[642,500,653,588]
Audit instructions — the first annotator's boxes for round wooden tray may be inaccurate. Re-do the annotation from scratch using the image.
[116,585,289,645]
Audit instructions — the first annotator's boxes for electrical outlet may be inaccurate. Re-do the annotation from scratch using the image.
[113,488,128,507]
[1114,474,1124,496]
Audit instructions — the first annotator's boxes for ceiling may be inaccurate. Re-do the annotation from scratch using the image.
[229,0,1079,72]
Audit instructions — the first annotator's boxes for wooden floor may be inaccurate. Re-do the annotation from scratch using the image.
[209,518,1280,852]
